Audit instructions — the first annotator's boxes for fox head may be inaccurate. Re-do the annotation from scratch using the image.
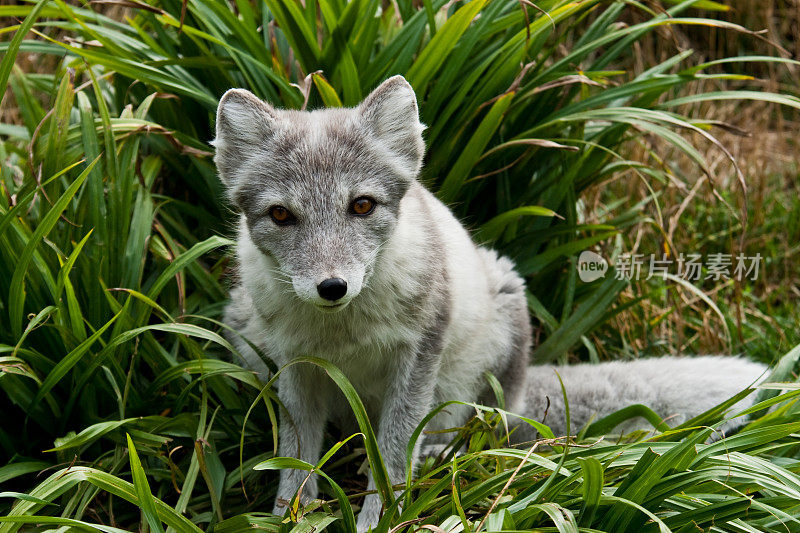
[213,76,425,311]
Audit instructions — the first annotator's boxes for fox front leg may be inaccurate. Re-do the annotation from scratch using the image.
[356,342,443,532]
[273,365,329,515]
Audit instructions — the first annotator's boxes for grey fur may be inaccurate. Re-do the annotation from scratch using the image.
[214,76,768,532]
[511,355,767,442]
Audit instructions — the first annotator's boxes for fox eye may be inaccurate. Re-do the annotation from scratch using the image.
[268,205,296,225]
[350,197,375,216]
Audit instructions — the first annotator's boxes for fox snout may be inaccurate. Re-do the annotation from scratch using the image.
[290,268,365,312]
[317,278,347,301]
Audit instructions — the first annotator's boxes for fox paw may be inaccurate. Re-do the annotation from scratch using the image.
[356,494,383,532]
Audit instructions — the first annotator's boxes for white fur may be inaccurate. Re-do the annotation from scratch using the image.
[231,182,520,429]
[520,356,768,438]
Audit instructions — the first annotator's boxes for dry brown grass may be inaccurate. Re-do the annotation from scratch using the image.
[583,1,800,358]
[0,0,130,124]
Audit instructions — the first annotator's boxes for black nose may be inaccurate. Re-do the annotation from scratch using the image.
[317,278,348,301]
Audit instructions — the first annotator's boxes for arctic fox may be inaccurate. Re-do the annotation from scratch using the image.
[213,75,767,531]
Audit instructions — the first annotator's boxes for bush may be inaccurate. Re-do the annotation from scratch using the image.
[1,0,800,530]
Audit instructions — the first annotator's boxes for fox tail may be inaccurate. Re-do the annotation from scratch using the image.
[512,355,768,440]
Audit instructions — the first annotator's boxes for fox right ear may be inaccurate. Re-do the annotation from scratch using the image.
[213,89,277,183]
[359,76,425,177]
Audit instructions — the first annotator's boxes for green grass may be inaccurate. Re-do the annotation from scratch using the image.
[592,160,800,363]
[2,0,800,531]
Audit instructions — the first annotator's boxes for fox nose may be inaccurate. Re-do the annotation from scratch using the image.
[317,278,348,301]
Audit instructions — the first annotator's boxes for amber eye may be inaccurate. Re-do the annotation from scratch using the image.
[350,197,375,216]
[268,205,295,225]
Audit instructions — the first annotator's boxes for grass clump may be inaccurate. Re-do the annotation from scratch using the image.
[1,0,800,531]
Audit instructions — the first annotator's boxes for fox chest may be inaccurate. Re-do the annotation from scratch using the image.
[262,305,422,398]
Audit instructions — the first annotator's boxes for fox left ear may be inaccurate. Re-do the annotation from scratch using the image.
[359,75,425,176]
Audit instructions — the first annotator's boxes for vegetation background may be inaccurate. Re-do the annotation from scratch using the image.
[1,0,799,531]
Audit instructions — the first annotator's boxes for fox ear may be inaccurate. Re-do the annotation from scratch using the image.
[213,88,277,183]
[359,75,425,175]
